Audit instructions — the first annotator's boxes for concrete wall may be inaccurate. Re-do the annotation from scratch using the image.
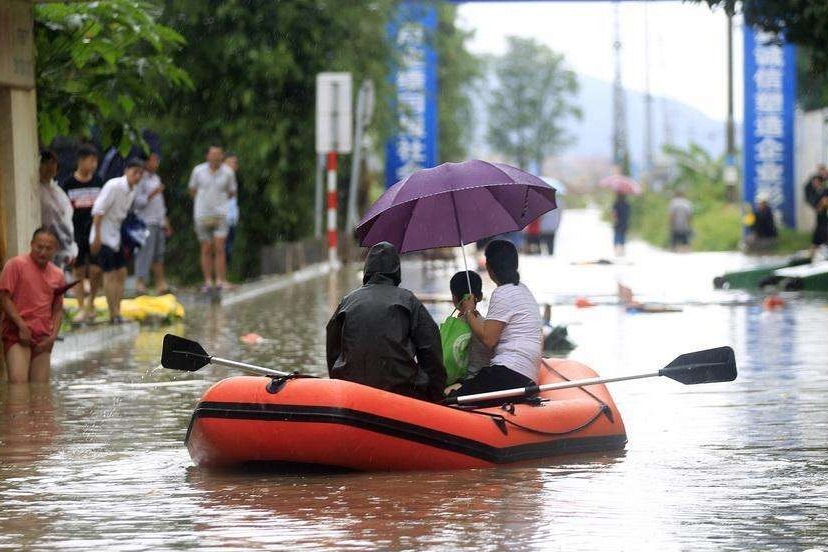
[795,108,828,232]
[0,0,40,259]
[0,87,41,258]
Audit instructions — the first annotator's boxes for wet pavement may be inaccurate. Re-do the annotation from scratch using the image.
[1,209,827,551]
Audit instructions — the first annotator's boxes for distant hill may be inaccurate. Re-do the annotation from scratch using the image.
[466,71,731,175]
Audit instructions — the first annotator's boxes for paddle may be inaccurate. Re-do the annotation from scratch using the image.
[161,334,292,378]
[444,346,737,406]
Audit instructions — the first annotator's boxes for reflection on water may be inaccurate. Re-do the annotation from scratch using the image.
[1,210,827,549]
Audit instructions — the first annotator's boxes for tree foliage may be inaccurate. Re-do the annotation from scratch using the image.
[486,37,580,170]
[150,0,398,282]
[797,47,828,111]
[33,1,482,283]
[436,4,482,163]
[695,0,828,70]
[34,0,191,152]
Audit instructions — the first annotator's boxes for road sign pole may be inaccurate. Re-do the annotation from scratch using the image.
[326,151,338,265]
[316,72,352,266]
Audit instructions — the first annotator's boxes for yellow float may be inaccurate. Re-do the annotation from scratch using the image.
[63,294,185,324]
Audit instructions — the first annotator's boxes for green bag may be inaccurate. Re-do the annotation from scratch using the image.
[440,315,472,385]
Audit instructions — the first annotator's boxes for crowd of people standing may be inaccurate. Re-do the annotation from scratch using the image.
[1,141,241,383]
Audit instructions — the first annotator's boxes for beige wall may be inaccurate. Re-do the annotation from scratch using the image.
[795,108,828,233]
[0,0,39,260]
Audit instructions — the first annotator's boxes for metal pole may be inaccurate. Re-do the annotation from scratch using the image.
[452,372,662,405]
[346,83,367,233]
[326,151,338,266]
[328,82,340,266]
[210,356,292,378]
[643,0,653,180]
[314,153,324,239]
[725,10,737,202]
[449,191,473,296]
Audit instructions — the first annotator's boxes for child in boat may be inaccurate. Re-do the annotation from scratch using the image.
[442,271,490,388]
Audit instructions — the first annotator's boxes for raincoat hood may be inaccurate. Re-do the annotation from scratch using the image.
[363,242,401,286]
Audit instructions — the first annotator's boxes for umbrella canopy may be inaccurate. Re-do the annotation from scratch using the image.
[356,160,557,253]
[599,174,641,195]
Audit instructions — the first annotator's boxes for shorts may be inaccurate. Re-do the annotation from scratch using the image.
[671,230,691,247]
[134,225,166,279]
[195,215,229,242]
[96,244,127,272]
[613,229,627,246]
[2,323,50,357]
[74,234,99,268]
[811,222,828,246]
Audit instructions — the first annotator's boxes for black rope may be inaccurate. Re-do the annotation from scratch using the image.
[457,359,618,436]
[541,358,609,411]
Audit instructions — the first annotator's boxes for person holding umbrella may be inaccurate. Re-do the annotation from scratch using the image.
[453,239,542,403]
[354,159,556,402]
[600,174,639,257]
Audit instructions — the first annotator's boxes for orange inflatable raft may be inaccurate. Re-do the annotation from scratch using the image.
[185,358,627,471]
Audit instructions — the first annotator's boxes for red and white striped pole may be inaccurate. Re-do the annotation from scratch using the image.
[326,151,338,265]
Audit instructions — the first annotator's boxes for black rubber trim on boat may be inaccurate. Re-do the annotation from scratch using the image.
[186,402,627,464]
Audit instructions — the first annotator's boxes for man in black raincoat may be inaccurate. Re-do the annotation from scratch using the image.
[326,242,446,402]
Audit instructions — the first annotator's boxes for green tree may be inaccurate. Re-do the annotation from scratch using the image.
[486,37,580,170]
[798,47,828,111]
[34,0,190,152]
[695,1,828,69]
[151,0,398,282]
[436,4,482,163]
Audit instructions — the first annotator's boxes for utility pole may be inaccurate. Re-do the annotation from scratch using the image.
[643,1,653,180]
[724,10,738,202]
[612,0,630,174]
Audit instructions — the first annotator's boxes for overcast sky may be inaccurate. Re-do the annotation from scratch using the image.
[456,1,744,122]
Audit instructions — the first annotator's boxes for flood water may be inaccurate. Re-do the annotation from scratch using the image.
[2,209,827,551]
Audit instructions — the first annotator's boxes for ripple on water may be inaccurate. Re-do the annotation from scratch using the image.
[2,248,828,550]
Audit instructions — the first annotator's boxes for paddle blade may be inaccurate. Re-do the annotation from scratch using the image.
[660,346,737,384]
[161,334,210,372]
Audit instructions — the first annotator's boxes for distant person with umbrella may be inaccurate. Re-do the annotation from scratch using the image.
[326,242,446,402]
[454,239,542,403]
[611,192,630,257]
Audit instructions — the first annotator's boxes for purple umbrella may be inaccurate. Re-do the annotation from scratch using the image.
[356,160,556,253]
[355,160,557,290]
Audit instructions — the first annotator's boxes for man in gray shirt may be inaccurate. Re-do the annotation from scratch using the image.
[188,145,237,292]
[133,152,171,295]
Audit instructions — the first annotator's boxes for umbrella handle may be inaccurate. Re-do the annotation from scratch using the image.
[450,192,475,298]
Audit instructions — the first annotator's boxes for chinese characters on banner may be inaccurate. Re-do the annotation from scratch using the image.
[743,27,797,227]
[385,3,438,188]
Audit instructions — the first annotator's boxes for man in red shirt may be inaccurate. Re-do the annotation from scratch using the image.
[0,228,66,383]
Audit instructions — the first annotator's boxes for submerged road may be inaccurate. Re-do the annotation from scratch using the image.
[1,209,826,550]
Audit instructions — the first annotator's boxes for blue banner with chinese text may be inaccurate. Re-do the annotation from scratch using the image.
[743,27,796,227]
[385,2,439,188]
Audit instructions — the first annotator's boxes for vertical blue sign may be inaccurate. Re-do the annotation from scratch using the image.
[743,27,797,227]
[385,2,438,188]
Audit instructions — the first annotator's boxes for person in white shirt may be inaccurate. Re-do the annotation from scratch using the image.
[132,152,172,295]
[455,239,542,405]
[38,149,77,269]
[668,190,693,253]
[188,146,237,292]
[90,158,143,323]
